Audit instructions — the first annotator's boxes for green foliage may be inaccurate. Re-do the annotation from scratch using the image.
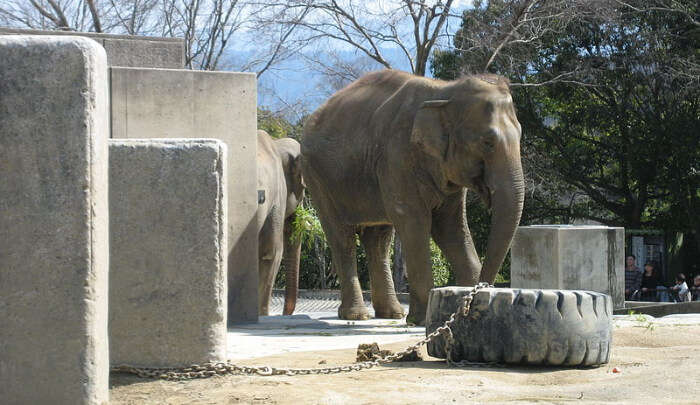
[290,204,325,247]
[430,240,452,287]
[431,0,699,275]
[257,108,305,140]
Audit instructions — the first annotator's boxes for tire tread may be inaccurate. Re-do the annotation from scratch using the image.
[426,287,613,367]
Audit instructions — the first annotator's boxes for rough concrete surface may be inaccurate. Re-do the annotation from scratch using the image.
[110,67,258,323]
[109,139,228,367]
[0,35,109,405]
[511,225,625,308]
[0,27,184,68]
[110,311,700,404]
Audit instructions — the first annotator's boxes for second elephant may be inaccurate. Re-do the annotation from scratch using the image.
[256,130,304,316]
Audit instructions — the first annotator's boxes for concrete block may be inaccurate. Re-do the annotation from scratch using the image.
[110,67,258,323]
[0,27,184,68]
[0,36,109,404]
[109,139,228,367]
[511,225,625,309]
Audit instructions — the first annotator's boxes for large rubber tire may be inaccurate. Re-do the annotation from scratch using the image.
[426,287,613,366]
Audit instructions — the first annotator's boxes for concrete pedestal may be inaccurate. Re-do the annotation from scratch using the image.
[109,139,228,367]
[0,36,110,405]
[510,225,624,309]
[110,67,258,323]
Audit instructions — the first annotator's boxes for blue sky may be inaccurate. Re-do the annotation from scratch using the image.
[255,47,417,119]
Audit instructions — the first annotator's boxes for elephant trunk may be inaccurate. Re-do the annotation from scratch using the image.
[479,156,525,283]
[282,213,301,315]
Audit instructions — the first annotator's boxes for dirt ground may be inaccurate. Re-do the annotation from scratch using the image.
[111,324,700,404]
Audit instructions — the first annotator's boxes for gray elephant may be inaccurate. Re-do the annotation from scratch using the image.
[256,130,305,316]
[301,70,524,324]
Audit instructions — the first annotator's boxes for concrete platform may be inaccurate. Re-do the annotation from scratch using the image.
[614,301,700,317]
[227,297,419,360]
[226,294,700,361]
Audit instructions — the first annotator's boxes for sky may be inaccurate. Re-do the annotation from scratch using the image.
[255,47,415,120]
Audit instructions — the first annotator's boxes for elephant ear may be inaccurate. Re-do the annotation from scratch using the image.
[410,100,450,160]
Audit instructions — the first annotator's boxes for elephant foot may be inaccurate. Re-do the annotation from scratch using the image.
[338,305,370,320]
[406,307,426,326]
[373,302,405,319]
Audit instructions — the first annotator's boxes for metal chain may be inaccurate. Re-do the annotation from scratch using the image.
[111,283,494,380]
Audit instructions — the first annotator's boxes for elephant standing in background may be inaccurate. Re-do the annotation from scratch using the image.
[301,70,525,325]
[256,130,305,316]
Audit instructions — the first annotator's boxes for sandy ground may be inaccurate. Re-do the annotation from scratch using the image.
[111,316,700,405]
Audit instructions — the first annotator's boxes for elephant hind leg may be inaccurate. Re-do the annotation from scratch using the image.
[359,225,404,319]
[302,165,368,320]
[325,223,369,320]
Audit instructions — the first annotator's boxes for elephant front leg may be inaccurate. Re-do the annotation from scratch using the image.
[359,225,404,319]
[431,190,481,286]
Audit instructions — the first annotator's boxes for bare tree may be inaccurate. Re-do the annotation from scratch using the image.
[1,0,96,31]
[240,2,311,76]
[155,0,249,70]
[298,48,383,95]
[453,0,606,75]
[0,0,165,33]
[258,0,458,77]
[0,0,307,74]
[106,0,160,35]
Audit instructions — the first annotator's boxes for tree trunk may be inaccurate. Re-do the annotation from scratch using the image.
[392,235,408,293]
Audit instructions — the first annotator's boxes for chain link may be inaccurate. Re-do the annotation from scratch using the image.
[111,283,494,380]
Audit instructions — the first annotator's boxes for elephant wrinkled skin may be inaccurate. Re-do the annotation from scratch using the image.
[256,130,304,316]
[301,70,525,325]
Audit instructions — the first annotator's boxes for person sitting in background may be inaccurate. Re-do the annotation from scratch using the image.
[640,262,661,301]
[691,275,700,301]
[625,255,642,300]
[626,255,641,273]
[670,273,691,302]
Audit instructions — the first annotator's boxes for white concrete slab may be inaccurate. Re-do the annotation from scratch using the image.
[227,309,423,360]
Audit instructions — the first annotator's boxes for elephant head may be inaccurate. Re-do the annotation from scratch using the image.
[410,77,525,283]
[274,138,305,315]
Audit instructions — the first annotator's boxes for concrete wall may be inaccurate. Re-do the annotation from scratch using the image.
[0,27,184,68]
[0,36,109,405]
[511,225,625,309]
[109,139,227,367]
[110,67,259,323]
